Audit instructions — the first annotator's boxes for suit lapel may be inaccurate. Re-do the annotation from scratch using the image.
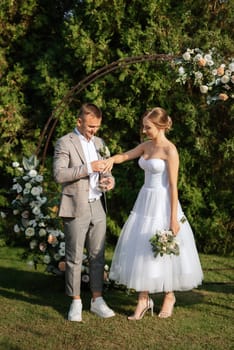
[69,132,86,163]
[93,137,104,159]
[69,132,103,162]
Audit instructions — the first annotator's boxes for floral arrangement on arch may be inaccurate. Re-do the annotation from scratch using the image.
[175,48,234,104]
[10,155,65,273]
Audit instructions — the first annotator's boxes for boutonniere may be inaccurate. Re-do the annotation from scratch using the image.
[97,145,111,159]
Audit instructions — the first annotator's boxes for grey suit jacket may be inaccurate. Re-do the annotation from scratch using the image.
[53,131,111,218]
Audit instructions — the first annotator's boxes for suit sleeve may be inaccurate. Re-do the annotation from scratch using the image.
[53,138,89,184]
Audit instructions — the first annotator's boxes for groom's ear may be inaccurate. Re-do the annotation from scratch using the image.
[77,118,82,126]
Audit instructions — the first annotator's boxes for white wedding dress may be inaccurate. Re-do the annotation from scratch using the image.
[109,157,203,293]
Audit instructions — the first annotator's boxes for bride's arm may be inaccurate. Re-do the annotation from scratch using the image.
[103,143,144,172]
[167,145,180,235]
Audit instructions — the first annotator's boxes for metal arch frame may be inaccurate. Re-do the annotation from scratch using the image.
[36,53,176,166]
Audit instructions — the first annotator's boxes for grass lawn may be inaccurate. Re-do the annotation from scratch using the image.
[0,244,233,350]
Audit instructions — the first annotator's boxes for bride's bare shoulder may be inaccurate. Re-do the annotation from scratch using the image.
[165,141,178,156]
[141,140,152,149]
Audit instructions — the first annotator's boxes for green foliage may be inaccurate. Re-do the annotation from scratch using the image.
[0,0,233,255]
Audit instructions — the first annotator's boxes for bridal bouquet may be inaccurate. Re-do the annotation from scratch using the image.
[149,229,180,257]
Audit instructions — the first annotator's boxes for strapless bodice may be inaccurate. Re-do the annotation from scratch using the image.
[138,156,168,188]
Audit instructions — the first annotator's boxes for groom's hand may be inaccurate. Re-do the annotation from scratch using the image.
[99,176,115,191]
[91,160,106,172]
[102,157,114,172]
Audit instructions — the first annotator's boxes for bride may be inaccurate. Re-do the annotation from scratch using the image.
[103,107,203,320]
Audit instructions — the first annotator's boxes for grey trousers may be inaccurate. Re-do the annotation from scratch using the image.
[63,199,106,296]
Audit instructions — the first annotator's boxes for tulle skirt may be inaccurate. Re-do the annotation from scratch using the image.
[109,186,203,293]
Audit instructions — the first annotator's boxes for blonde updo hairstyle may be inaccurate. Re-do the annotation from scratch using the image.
[145,107,172,132]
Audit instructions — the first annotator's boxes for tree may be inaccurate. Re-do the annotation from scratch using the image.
[0,0,233,255]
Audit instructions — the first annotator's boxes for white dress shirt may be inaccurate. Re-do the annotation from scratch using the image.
[74,128,101,200]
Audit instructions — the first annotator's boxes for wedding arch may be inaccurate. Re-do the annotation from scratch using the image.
[35,53,175,166]
[35,49,233,166]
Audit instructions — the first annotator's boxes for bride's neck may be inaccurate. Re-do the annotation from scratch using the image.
[152,134,167,145]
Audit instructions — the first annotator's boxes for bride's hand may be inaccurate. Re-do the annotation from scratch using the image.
[102,157,115,172]
[170,220,180,236]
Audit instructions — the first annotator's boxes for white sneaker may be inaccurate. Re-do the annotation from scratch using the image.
[90,297,115,318]
[68,300,82,322]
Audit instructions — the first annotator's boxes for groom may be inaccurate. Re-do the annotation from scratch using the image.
[53,103,115,322]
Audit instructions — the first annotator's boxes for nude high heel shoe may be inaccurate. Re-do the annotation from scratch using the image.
[128,298,154,321]
[158,295,176,319]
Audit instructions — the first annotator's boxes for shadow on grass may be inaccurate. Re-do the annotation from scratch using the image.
[201,281,234,294]
[0,266,68,316]
[0,266,209,318]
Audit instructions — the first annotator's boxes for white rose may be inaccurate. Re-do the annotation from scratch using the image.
[0,211,6,218]
[212,69,217,76]
[220,75,230,84]
[25,183,32,189]
[30,240,37,249]
[228,62,234,72]
[54,253,61,261]
[194,54,202,61]
[39,228,47,237]
[195,71,203,79]
[178,67,185,75]
[12,183,23,193]
[59,231,65,239]
[30,200,37,208]
[43,255,51,264]
[182,52,191,61]
[25,227,35,237]
[31,186,42,196]
[207,60,214,66]
[32,206,41,215]
[58,248,65,256]
[187,48,194,53]
[204,54,212,61]
[200,85,209,94]
[14,224,20,233]
[38,196,47,205]
[35,175,43,182]
[13,209,19,215]
[225,69,232,76]
[28,169,37,177]
[59,242,65,249]
[29,219,37,227]
[12,162,20,168]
